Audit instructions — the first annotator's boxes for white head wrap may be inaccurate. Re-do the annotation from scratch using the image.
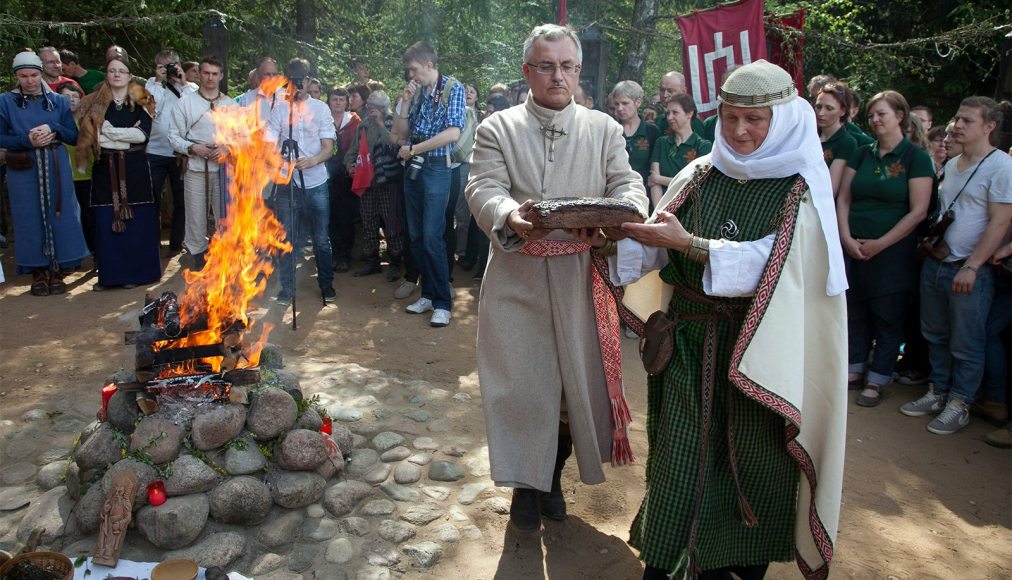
[710,62,847,296]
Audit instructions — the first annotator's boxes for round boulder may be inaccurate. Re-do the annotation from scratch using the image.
[165,454,223,496]
[276,429,328,471]
[74,481,105,533]
[191,404,247,451]
[106,389,140,434]
[268,469,327,508]
[224,436,267,476]
[100,459,158,507]
[331,425,355,457]
[130,417,183,465]
[136,494,210,549]
[322,481,374,517]
[209,476,272,525]
[73,422,123,472]
[246,388,297,440]
[295,407,324,432]
[259,342,284,369]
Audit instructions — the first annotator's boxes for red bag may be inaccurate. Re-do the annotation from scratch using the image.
[350,128,375,197]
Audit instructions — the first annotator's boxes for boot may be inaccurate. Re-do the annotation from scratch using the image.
[191,252,206,271]
[353,258,382,277]
[509,488,541,532]
[540,433,573,520]
[386,257,402,282]
[48,270,67,294]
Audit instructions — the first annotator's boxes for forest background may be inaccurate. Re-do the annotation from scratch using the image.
[2,0,1010,126]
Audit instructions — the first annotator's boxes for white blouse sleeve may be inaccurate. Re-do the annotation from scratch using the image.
[608,237,669,286]
[702,233,776,297]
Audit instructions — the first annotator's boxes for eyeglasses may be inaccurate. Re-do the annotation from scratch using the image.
[525,62,581,76]
[108,69,130,75]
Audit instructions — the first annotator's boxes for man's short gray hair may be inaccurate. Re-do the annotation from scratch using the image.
[367,90,391,112]
[609,80,644,102]
[523,24,582,64]
[155,50,179,65]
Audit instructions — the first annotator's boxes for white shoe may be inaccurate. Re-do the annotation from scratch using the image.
[430,308,451,327]
[394,279,418,300]
[405,297,433,314]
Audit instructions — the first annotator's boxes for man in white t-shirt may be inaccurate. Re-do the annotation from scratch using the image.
[266,58,336,305]
[901,96,1012,435]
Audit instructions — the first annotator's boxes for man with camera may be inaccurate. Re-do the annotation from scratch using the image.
[265,58,337,305]
[147,50,195,256]
[237,57,282,125]
[168,56,236,271]
[392,41,466,328]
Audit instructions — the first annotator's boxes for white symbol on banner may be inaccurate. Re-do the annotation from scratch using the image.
[687,30,754,115]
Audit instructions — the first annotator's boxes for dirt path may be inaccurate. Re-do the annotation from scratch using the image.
[0,250,1009,579]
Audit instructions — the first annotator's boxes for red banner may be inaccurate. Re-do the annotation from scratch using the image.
[767,9,806,96]
[676,0,768,119]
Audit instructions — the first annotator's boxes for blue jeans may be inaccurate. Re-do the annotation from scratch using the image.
[403,159,452,310]
[274,181,334,294]
[983,272,1011,403]
[847,291,910,386]
[920,258,995,404]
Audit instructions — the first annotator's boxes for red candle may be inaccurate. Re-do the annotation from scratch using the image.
[320,417,333,435]
[100,384,117,420]
[147,481,167,506]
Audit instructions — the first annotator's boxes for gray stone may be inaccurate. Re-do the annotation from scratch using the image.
[270,369,302,395]
[442,445,466,457]
[484,496,511,514]
[452,392,472,402]
[346,448,379,477]
[73,481,105,533]
[276,429,329,471]
[407,454,432,466]
[433,523,461,543]
[307,503,326,518]
[466,455,491,477]
[340,516,371,536]
[408,394,425,404]
[356,567,390,580]
[403,411,430,423]
[268,469,327,508]
[315,451,345,480]
[378,519,416,543]
[165,454,223,495]
[21,408,47,422]
[322,481,374,517]
[0,485,39,511]
[105,369,135,385]
[130,416,183,464]
[73,422,122,471]
[165,531,245,569]
[303,517,339,541]
[350,434,367,448]
[63,461,82,501]
[365,546,401,567]
[16,488,74,544]
[462,524,481,540]
[353,395,379,407]
[258,509,305,547]
[400,502,443,526]
[191,404,247,451]
[136,494,209,549]
[458,482,492,505]
[380,446,411,462]
[448,505,470,522]
[395,463,422,485]
[363,464,391,485]
[420,485,450,501]
[36,461,65,490]
[296,407,324,432]
[402,541,442,568]
[106,389,140,434]
[100,459,158,506]
[260,342,284,369]
[325,537,355,564]
[329,406,363,422]
[247,388,298,440]
[331,426,355,457]
[379,482,421,502]
[412,437,438,450]
[36,447,70,465]
[371,432,404,452]
[223,437,267,475]
[428,460,465,482]
[359,499,396,516]
[52,417,87,433]
[209,476,272,525]
[314,569,348,580]
[0,462,36,485]
[251,553,287,575]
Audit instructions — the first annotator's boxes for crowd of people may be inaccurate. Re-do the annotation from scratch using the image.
[0,23,1010,579]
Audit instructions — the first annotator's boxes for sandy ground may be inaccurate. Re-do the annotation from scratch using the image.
[0,248,1010,579]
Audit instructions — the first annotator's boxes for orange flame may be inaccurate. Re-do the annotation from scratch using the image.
[153,76,293,375]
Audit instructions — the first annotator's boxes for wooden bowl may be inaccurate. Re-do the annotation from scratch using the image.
[0,551,74,580]
[150,559,198,580]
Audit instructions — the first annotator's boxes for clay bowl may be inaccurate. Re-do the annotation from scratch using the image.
[150,559,198,580]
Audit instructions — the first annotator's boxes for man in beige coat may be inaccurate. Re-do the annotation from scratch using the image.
[465,23,648,532]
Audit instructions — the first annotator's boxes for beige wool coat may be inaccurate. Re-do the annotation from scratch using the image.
[465,97,648,491]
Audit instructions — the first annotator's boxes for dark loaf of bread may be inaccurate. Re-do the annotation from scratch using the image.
[527,197,646,230]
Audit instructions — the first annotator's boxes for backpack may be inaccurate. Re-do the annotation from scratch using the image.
[453,106,478,163]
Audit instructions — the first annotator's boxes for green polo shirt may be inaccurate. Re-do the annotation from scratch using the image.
[655,114,706,138]
[700,115,718,142]
[651,132,713,178]
[74,69,105,94]
[846,138,934,239]
[625,116,659,184]
[822,126,857,167]
[845,121,875,146]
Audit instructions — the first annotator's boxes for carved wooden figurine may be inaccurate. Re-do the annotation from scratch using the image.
[93,469,138,567]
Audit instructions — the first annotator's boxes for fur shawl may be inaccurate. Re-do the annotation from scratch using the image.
[75,83,155,170]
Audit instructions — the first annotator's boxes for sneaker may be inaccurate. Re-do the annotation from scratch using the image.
[969,399,1009,425]
[984,424,1012,449]
[927,399,970,435]
[276,291,293,305]
[394,280,418,300]
[897,370,930,386]
[405,297,433,314]
[430,308,451,327]
[899,388,945,417]
[321,287,337,303]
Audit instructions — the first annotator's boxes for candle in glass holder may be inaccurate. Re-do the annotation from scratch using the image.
[100,384,117,419]
[320,417,333,435]
[147,481,167,506]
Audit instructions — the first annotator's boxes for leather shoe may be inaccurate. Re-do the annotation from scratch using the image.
[509,488,541,532]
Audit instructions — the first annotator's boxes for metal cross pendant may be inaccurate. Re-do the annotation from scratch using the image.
[540,124,568,162]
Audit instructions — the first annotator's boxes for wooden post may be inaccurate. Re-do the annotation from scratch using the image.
[203,14,230,92]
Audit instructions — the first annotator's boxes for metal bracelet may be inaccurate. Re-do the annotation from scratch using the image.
[593,239,617,257]
[684,235,710,264]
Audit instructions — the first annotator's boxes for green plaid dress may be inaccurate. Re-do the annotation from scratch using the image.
[629,171,800,572]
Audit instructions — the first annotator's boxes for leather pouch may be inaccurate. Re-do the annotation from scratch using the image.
[639,310,677,375]
[5,151,32,170]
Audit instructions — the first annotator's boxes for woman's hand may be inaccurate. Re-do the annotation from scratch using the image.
[565,227,606,248]
[841,235,866,260]
[507,199,550,241]
[990,241,1012,265]
[857,238,885,260]
[621,210,691,251]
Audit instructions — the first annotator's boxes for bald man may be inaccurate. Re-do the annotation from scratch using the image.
[655,70,704,135]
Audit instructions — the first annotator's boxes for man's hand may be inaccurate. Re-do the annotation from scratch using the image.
[294,156,316,170]
[190,143,222,161]
[507,200,550,241]
[566,227,607,248]
[952,267,977,295]
[401,80,418,105]
[621,210,691,251]
[602,226,628,241]
[398,145,413,161]
[991,241,1012,265]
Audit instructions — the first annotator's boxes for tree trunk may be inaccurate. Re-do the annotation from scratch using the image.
[295,0,317,48]
[618,0,659,84]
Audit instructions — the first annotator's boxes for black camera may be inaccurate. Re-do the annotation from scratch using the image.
[403,69,411,83]
[165,62,181,79]
[406,155,425,181]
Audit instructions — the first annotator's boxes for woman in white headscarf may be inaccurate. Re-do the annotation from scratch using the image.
[592,60,847,580]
